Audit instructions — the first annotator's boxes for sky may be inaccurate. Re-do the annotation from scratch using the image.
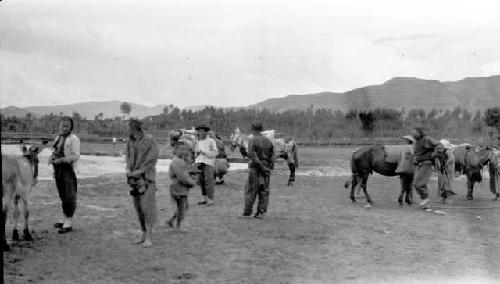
[1,0,499,108]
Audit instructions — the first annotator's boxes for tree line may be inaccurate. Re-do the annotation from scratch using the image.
[2,105,499,143]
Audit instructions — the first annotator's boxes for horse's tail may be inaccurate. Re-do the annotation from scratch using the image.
[344,152,358,189]
[344,176,352,189]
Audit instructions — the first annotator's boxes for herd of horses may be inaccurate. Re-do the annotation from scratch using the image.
[3,130,500,251]
[345,142,500,206]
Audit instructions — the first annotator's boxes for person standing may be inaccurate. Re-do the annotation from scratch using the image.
[411,127,441,208]
[243,122,275,218]
[167,144,197,230]
[125,119,159,247]
[194,125,218,205]
[50,117,80,234]
[283,137,298,186]
[436,139,456,203]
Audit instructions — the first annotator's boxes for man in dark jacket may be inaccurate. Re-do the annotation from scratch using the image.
[243,122,275,218]
[411,127,441,208]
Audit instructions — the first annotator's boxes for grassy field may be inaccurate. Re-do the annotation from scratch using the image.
[3,145,500,283]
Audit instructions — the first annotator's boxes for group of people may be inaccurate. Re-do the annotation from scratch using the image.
[125,120,274,247]
[401,127,457,207]
[18,116,279,248]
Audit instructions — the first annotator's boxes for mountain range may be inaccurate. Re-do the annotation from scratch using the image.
[249,75,500,112]
[1,76,499,118]
[0,101,166,119]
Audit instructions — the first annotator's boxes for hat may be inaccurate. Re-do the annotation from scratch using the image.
[401,135,416,144]
[195,124,210,131]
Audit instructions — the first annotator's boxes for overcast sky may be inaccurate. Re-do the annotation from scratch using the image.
[1,0,499,108]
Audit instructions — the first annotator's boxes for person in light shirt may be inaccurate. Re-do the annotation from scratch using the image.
[194,124,218,206]
[49,117,80,234]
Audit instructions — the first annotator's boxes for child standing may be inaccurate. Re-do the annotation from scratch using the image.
[168,144,197,230]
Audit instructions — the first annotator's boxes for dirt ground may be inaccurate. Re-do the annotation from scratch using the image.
[3,147,500,283]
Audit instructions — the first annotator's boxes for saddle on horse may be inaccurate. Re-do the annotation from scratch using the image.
[384,145,414,174]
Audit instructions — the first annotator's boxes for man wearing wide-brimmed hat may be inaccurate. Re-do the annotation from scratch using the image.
[194,124,218,205]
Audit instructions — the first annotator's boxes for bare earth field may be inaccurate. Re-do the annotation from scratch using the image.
[3,146,500,283]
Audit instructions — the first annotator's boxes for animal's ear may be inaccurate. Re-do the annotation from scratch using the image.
[30,146,42,154]
[465,145,471,150]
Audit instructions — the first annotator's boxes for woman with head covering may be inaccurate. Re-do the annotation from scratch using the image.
[50,116,80,234]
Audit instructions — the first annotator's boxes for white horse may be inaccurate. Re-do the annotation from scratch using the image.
[2,144,45,251]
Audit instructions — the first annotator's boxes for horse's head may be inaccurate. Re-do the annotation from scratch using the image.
[21,144,44,181]
[478,146,499,166]
[169,130,183,147]
[229,132,240,152]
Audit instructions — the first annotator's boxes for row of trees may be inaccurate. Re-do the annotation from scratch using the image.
[2,105,499,142]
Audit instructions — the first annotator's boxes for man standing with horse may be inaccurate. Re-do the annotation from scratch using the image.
[411,126,442,208]
[243,122,275,218]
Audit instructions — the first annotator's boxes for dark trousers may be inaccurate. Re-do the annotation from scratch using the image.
[288,162,296,182]
[132,182,157,232]
[244,168,270,215]
[198,164,215,200]
[170,195,188,226]
[54,163,77,217]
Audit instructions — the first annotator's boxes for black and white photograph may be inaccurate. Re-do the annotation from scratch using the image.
[1,0,500,283]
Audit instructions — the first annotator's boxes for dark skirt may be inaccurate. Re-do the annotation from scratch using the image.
[54,163,78,217]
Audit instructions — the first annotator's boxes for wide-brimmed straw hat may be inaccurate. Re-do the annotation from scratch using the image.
[401,135,416,144]
[195,124,210,131]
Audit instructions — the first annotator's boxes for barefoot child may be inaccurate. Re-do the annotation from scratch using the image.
[168,144,197,229]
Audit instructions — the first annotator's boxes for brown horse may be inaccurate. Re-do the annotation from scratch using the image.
[344,145,414,205]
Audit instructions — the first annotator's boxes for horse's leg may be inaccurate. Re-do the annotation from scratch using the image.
[466,176,474,200]
[399,174,414,205]
[350,175,359,203]
[398,176,405,205]
[21,198,32,241]
[361,175,372,204]
[287,161,295,186]
[406,174,414,205]
[12,195,20,241]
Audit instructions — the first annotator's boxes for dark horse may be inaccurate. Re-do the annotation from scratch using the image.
[452,144,499,200]
[344,145,414,205]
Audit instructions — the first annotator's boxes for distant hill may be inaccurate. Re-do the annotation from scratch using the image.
[250,75,500,112]
[0,106,31,118]
[1,101,167,119]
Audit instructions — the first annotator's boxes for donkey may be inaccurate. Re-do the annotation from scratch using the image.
[2,144,44,251]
